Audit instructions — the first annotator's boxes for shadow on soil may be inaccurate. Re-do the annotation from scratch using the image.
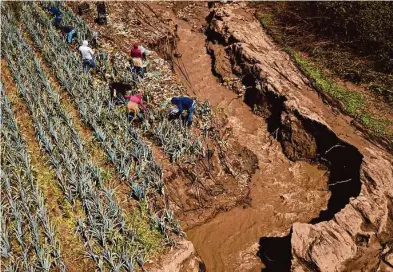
[248,85,363,271]
[258,235,292,271]
[240,78,363,270]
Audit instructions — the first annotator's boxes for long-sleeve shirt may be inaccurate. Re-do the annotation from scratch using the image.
[171,97,194,113]
[48,6,62,17]
[78,45,94,60]
[60,25,74,34]
[124,94,147,111]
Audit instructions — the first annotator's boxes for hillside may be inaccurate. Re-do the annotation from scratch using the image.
[1,1,392,272]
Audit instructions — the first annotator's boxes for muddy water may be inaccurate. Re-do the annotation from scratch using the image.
[187,114,329,271]
[162,9,331,272]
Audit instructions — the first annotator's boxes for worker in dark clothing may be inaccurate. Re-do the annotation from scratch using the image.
[60,25,77,43]
[47,6,63,27]
[108,82,133,101]
[170,96,196,126]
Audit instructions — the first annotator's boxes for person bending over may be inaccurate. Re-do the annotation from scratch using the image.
[170,96,196,126]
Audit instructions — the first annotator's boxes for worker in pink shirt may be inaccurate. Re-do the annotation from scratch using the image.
[124,93,147,121]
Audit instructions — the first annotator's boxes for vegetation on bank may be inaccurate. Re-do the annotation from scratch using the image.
[254,2,393,147]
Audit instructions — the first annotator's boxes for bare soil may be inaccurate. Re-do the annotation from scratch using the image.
[203,3,393,272]
[66,2,261,230]
[144,3,332,271]
[253,3,393,152]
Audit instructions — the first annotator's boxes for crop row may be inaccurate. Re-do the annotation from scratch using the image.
[1,7,158,271]
[50,1,209,162]
[1,84,66,271]
[21,1,182,235]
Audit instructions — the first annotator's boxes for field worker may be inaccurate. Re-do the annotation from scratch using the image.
[130,42,144,75]
[47,6,63,27]
[92,30,99,47]
[78,40,96,72]
[109,81,133,100]
[125,93,147,121]
[60,25,77,43]
[139,45,151,72]
[170,96,196,126]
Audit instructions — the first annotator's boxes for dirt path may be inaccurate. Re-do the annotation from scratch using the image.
[149,4,331,271]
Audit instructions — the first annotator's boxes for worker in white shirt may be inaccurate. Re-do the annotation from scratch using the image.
[78,40,96,72]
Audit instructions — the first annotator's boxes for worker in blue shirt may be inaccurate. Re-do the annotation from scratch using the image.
[47,6,63,27]
[170,96,196,126]
[60,25,78,43]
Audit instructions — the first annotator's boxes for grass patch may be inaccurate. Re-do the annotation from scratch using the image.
[256,8,393,147]
[126,202,164,258]
[359,113,393,137]
[291,51,366,115]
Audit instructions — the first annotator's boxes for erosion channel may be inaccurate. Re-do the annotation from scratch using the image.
[150,3,349,271]
[150,2,393,272]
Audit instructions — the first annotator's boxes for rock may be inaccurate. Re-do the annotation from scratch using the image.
[292,221,357,272]
[279,113,318,161]
[148,240,204,272]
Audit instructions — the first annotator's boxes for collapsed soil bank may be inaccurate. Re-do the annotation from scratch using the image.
[206,3,393,271]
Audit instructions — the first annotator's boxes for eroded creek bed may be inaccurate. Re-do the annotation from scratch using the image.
[152,3,332,271]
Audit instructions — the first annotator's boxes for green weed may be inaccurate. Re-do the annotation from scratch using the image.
[291,51,365,115]
[359,113,393,137]
[256,6,393,147]
[127,202,164,258]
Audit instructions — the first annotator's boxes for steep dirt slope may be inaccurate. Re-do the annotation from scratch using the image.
[206,2,393,271]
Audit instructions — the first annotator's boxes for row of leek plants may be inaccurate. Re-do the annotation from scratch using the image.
[1,7,152,271]
[1,83,66,271]
[18,1,182,244]
[48,1,208,162]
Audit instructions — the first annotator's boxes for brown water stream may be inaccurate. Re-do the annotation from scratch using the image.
[161,7,330,271]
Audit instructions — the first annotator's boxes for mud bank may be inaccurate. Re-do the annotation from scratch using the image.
[206,3,393,271]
